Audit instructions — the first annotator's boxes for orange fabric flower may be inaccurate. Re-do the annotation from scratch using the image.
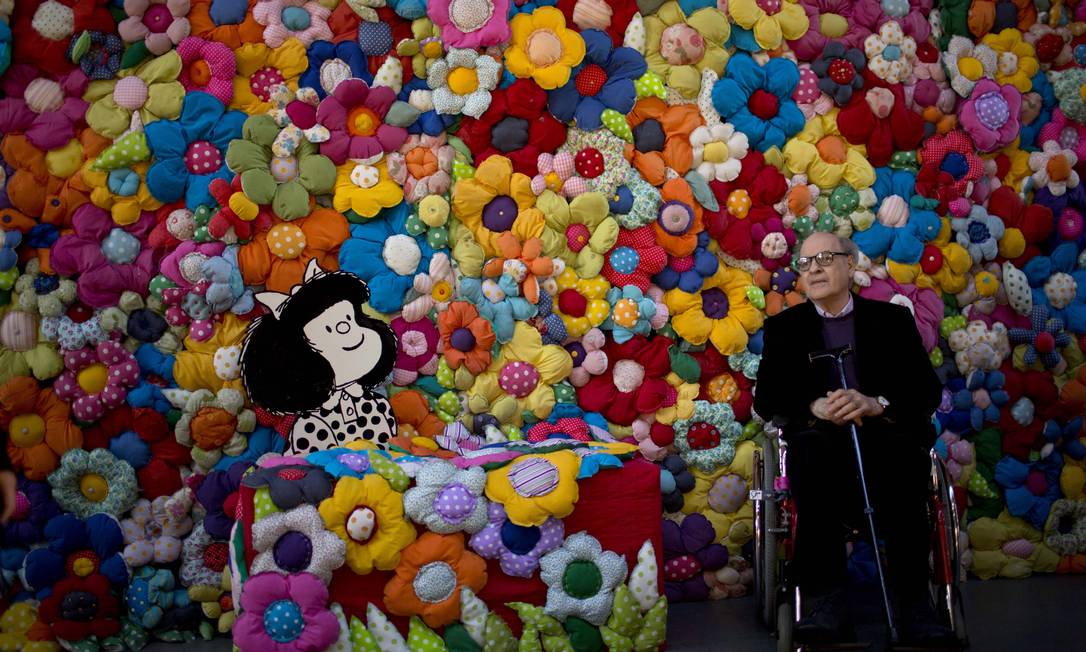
[652,177,704,257]
[437,302,496,375]
[0,376,83,480]
[389,390,444,439]
[624,98,703,186]
[383,532,488,628]
[237,208,350,292]
[1,131,108,227]
[481,233,554,304]
[188,0,266,48]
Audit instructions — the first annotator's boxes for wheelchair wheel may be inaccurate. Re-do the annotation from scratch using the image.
[776,600,794,652]
[929,454,969,647]
[753,439,780,628]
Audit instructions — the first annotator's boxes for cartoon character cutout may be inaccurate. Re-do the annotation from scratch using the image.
[241,259,398,453]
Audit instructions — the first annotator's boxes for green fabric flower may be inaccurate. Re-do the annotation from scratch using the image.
[599,587,667,652]
[225,114,337,221]
[84,51,185,140]
[48,448,138,518]
[537,191,619,279]
[538,532,628,626]
[672,400,742,473]
[509,603,573,652]
[1053,68,1086,124]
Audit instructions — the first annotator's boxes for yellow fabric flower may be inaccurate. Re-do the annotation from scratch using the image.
[451,155,545,258]
[681,440,756,554]
[981,28,1040,93]
[728,0,809,52]
[537,190,619,278]
[887,218,973,294]
[319,474,417,575]
[173,314,248,393]
[505,7,587,90]
[985,140,1031,195]
[644,2,731,98]
[0,602,57,652]
[782,109,875,191]
[665,266,764,355]
[332,160,405,219]
[654,372,699,425]
[231,39,309,114]
[81,161,162,226]
[553,268,611,338]
[484,450,581,526]
[468,322,573,426]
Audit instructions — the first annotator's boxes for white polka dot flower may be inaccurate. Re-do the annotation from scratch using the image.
[539,531,627,626]
[1028,141,1080,197]
[863,20,917,84]
[403,459,489,534]
[52,341,140,422]
[689,122,748,182]
[428,48,502,119]
[251,504,347,583]
[121,496,193,567]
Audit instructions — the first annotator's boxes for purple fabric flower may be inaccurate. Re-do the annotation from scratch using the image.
[233,572,339,652]
[49,204,158,309]
[241,464,334,510]
[662,513,728,602]
[469,502,564,578]
[315,78,408,165]
[0,64,89,151]
[196,461,248,540]
[2,478,61,548]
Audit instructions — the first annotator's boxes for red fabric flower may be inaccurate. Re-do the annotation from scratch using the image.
[985,186,1054,267]
[12,0,116,77]
[837,80,926,168]
[459,79,568,176]
[577,334,676,426]
[600,225,667,291]
[915,130,984,213]
[207,175,277,243]
[83,405,192,499]
[37,573,121,642]
[998,364,1061,461]
[556,0,638,47]
[703,151,788,260]
[690,346,755,421]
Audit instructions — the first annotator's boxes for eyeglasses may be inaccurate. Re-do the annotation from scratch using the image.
[795,251,850,272]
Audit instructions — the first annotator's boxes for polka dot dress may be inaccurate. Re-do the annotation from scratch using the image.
[288,390,397,454]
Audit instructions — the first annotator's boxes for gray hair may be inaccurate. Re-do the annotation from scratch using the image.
[835,234,858,261]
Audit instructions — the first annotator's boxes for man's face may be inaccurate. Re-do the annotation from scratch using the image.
[798,233,852,302]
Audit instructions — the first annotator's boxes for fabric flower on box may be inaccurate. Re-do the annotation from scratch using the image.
[783,109,875,191]
[176,36,236,106]
[319,472,415,575]
[546,28,646,131]
[253,0,333,47]
[438,301,496,375]
[959,79,1022,152]
[624,98,702,186]
[404,459,488,533]
[952,204,1006,264]
[728,0,809,53]
[316,78,408,165]
[577,334,674,426]
[383,531,488,628]
[251,504,346,582]
[452,155,547,258]
[237,209,349,293]
[981,28,1039,93]
[915,130,985,210]
[427,0,511,48]
[690,122,749,183]
[53,341,140,422]
[837,84,927,168]
[469,501,563,578]
[711,54,804,152]
[672,399,742,473]
[643,1,729,99]
[458,78,568,177]
[600,225,668,292]
[391,316,440,385]
[82,405,190,499]
[428,48,501,119]
[234,572,340,652]
[230,39,308,114]
[943,36,998,98]
[1029,141,1080,197]
[189,0,265,48]
[863,20,916,84]
[337,203,434,312]
[145,91,246,210]
[169,387,254,471]
[48,448,138,518]
[243,463,334,511]
[118,0,192,56]
[787,0,871,62]
[538,530,626,625]
[0,66,88,152]
[120,496,192,567]
[551,268,610,338]
[665,266,764,356]
[504,7,586,90]
[484,449,580,525]
[387,133,454,203]
[467,321,572,426]
[0,376,82,481]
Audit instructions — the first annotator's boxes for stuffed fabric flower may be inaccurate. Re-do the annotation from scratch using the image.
[176,36,237,105]
[644,2,730,99]
[83,404,190,499]
[238,208,349,293]
[1028,141,1080,198]
[338,203,434,312]
[169,387,255,471]
[469,501,563,578]
[48,448,138,518]
[428,49,502,119]
[319,473,417,575]
[981,28,1039,93]
[505,7,586,90]
[864,20,917,84]
[189,0,265,48]
[316,78,408,165]
[0,66,88,152]
[53,341,140,422]
[546,29,646,131]
[82,162,162,226]
[427,0,511,48]
[952,205,1006,264]
[251,504,346,582]
[231,39,307,115]
[539,531,626,626]
[233,572,340,652]
[120,496,191,566]
[145,91,246,209]
[452,155,546,257]
[788,0,871,61]
[729,0,809,53]
[253,0,333,47]
[537,190,618,278]
[665,266,764,355]
[331,159,405,218]
[624,98,703,186]
[711,54,805,152]
[783,109,875,191]
[383,531,488,627]
[0,376,82,481]
[438,301,496,375]
[404,460,488,534]
[690,122,749,183]
[387,134,455,204]
[118,0,192,55]
[943,36,998,98]
[576,334,675,425]
[485,450,580,526]
[959,79,1022,152]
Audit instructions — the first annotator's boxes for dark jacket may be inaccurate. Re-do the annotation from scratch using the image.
[753,294,942,450]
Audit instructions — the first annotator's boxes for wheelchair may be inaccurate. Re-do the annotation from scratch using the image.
[750,419,970,651]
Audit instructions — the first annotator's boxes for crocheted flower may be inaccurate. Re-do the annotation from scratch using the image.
[711,54,805,152]
[624,98,703,186]
[172,312,247,392]
[788,0,871,61]
[118,0,191,55]
[960,79,1022,152]
[644,1,729,99]
[252,504,346,582]
[981,28,1039,93]
[504,7,586,90]
[484,449,580,526]
[48,448,138,518]
[387,133,455,203]
[577,334,675,425]
[863,20,916,85]
[391,316,440,385]
[316,78,409,165]
[0,66,88,152]
[665,266,764,356]
[546,29,646,130]
[83,404,190,499]
[318,473,416,575]
[145,91,246,210]
[728,0,809,53]
[181,522,232,586]
[331,159,405,218]
[538,531,626,625]
[234,572,340,652]
[176,36,237,106]
[600,225,667,292]
[0,376,82,480]
[952,204,1006,264]
[231,39,307,114]
[383,531,488,628]
[189,0,265,48]
[253,0,333,47]
[120,496,192,567]
[427,48,501,119]
[169,387,255,471]
[337,204,434,313]
[452,155,547,257]
[1029,141,1080,198]
[467,321,572,425]
[469,501,563,578]
[53,341,140,422]
[428,0,511,48]
[458,78,568,176]
[403,459,488,534]
[437,301,496,375]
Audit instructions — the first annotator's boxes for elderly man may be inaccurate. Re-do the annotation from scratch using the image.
[754,232,953,645]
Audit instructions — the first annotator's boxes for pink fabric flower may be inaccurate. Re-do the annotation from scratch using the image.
[789,0,872,62]
[387,133,455,203]
[315,78,408,165]
[158,241,227,289]
[750,217,797,272]
[391,317,439,386]
[530,152,590,197]
[54,341,141,422]
[857,277,944,352]
[233,572,339,652]
[50,205,158,309]
[428,0,512,49]
[177,37,236,106]
[118,0,192,55]
[1037,108,1086,162]
[854,0,932,43]
[959,79,1022,153]
[567,328,608,387]
[253,0,333,48]
[0,64,89,151]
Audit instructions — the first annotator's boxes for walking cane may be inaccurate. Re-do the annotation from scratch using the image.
[809,344,900,645]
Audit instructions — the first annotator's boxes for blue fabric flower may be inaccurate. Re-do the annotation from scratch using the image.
[1022,242,1086,333]
[213,426,285,471]
[654,231,719,292]
[338,202,436,313]
[459,276,537,344]
[23,513,130,599]
[127,344,176,413]
[852,168,941,264]
[996,453,1062,529]
[547,29,646,131]
[602,285,658,343]
[0,20,10,78]
[300,41,372,99]
[1019,71,1055,151]
[145,92,246,210]
[305,447,383,479]
[532,290,569,345]
[711,54,805,152]
[388,0,427,19]
[0,228,21,271]
[402,77,455,136]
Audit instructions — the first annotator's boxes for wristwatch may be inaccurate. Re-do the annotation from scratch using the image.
[876,396,890,411]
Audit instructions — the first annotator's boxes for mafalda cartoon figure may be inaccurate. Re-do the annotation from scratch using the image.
[241,259,398,453]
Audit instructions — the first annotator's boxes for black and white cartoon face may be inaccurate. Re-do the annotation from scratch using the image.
[302,298,385,388]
